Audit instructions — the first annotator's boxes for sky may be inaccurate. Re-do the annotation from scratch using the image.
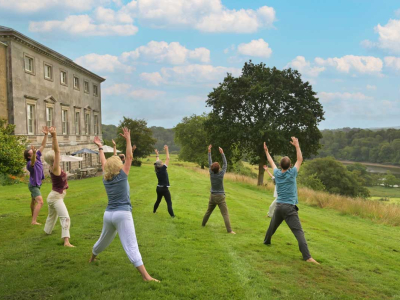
[1,0,399,129]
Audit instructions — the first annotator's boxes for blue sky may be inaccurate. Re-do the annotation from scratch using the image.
[1,0,399,129]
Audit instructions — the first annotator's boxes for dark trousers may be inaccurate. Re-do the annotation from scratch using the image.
[154,187,175,217]
[202,194,232,232]
[264,203,311,260]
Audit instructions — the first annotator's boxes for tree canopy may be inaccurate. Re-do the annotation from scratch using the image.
[115,117,156,160]
[205,61,325,185]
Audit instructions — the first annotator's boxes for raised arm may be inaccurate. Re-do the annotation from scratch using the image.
[49,127,61,175]
[30,145,37,167]
[155,149,159,161]
[263,165,274,178]
[219,147,227,173]
[94,136,106,171]
[120,127,133,175]
[39,126,49,153]
[164,145,170,166]
[264,142,277,170]
[112,139,117,156]
[208,145,212,171]
[290,137,303,172]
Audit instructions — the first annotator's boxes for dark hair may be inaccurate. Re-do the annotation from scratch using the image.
[280,156,291,170]
[24,149,31,161]
[118,154,125,161]
[211,162,220,174]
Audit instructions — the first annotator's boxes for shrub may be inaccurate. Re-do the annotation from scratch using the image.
[131,159,142,167]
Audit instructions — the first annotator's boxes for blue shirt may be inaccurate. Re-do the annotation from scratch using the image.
[274,167,298,205]
[103,169,132,211]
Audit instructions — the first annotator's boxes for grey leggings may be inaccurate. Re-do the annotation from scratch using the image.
[264,203,311,260]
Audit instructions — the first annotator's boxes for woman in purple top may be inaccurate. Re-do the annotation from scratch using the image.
[43,127,74,247]
[23,126,48,225]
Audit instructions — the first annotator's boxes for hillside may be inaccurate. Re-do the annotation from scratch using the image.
[0,157,399,299]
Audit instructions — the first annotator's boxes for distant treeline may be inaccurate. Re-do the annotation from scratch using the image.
[102,124,180,152]
[317,128,400,165]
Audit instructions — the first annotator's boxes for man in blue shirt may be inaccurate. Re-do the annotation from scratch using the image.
[263,137,319,264]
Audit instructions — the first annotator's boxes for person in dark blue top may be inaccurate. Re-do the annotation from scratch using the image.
[153,145,175,217]
[90,127,159,282]
[263,137,319,265]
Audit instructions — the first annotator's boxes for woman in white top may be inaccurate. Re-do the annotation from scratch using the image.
[263,165,277,218]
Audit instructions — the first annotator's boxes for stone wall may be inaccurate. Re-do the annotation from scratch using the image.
[0,42,7,120]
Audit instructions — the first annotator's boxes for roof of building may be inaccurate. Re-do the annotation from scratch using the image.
[0,25,105,82]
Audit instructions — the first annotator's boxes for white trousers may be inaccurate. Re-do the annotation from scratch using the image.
[44,190,70,239]
[268,199,277,217]
[93,210,143,268]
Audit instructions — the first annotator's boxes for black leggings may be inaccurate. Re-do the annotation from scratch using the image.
[154,186,175,217]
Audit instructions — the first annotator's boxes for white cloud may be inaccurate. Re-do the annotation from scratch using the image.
[141,64,242,86]
[318,92,373,104]
[125,0,276,33]
[94,6,133,24]
[121,41,210,65]
[74,54,134,74]
[286,56,325,78]
[29,14,138,36]
[104,84,165,99]
[384,56,400,71]
[315,55,383,75]
[366,85,377,90]
[362,18,400,54]
[237,39,272,58]
[0,0,109,13]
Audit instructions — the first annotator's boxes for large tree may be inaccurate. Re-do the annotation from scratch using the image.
[0,119,27,175]
[205,61,325,185]
[115,117,156,161]
[174,114,209,168]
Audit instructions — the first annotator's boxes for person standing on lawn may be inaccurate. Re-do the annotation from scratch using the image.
[112,139,125,163]
[202,145,236,234]
[24,126,48,225]
[90,128,158,282]
[263,165,278,218]
[153,145,175,217]
[43,127,74,247]
[263,138,318,264]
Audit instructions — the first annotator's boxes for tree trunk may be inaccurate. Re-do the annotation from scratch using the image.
[258,155,266,186]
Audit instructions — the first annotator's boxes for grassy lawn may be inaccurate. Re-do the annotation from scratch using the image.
[368,186,400,204]
[1,157,400,299]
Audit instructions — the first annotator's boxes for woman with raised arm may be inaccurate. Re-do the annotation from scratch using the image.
[153,145,175,217]
[202,145,235,234]
[90,128,158,282]
[263,165,278,218]
[43,127,74,247]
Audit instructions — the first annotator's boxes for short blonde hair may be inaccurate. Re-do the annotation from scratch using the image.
[44,150,55,166]
[104,155,123,181]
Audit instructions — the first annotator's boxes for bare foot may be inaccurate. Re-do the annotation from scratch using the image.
[306,258,320,265]
[228,231,236,234]
[64,243,75,248]
[143,276,160,282]
[31,222,41,225]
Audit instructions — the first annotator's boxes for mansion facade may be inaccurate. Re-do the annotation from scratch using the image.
[0,25,105,171]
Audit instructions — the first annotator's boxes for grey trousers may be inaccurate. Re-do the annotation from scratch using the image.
[264,203,311,260]
[202,194,232,232]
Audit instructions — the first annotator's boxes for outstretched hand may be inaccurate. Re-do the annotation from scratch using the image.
[94,136,103,148]
[263,165,268,171]
[155,149,159,155]
[132,145,137,152]
[41,126,49,135]
[164,145,169,151]
[290,137,299,147]
[49,127,56,136]
[119,127,131,140]
[112,139,116,146]
[263,142,269,153]
[208,144,212,152]
[30,145,37,152]
[219,147,224,154]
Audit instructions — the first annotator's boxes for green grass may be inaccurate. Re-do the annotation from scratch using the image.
[368,186,400,204]
[1,157,400,300]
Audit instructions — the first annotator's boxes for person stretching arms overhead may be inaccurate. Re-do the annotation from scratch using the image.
[263,138,318,264]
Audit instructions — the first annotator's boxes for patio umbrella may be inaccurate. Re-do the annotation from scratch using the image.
[61,155,83,162]
[71,148,99,155]
[102,145,121,153]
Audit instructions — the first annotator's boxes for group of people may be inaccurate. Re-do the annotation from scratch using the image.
[24,127,318,284]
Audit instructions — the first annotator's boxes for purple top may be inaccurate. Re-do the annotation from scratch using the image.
[26,150,45,187]
[50,169,69,194]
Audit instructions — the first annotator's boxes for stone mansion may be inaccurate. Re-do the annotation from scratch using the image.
[0,25,105,171]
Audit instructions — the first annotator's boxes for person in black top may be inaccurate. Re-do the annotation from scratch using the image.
[153,145,175,217]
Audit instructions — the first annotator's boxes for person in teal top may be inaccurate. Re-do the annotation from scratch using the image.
[263,137,319,264]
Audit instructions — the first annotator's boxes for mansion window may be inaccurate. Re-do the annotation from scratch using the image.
[46,107,53,127]
[75,111,80,135]
[44,64,52,80]
[27,104,35,135]
[24,55,34,74]
[61,71,67,85]
[85,113,90,135]
[93,84,98,96]
[94,115,99,135]
[84,81,89,93]
[62,109,69,135]
[73,76,80,90]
